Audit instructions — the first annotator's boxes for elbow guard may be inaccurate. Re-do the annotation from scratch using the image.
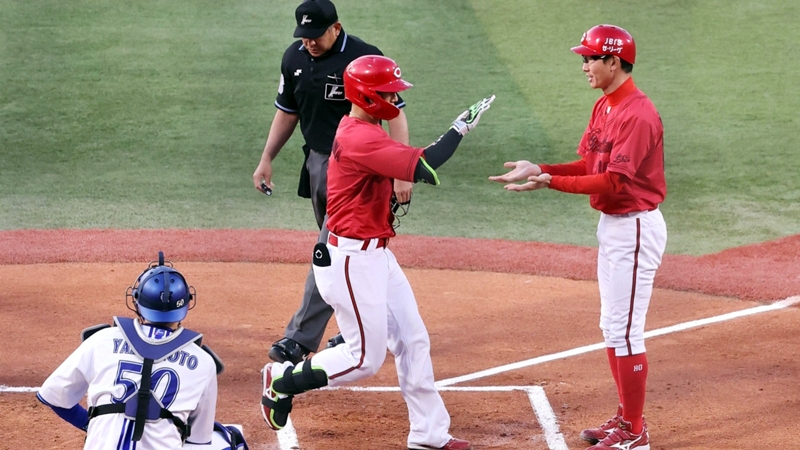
[412,127,463,185]
[413,157,440,185]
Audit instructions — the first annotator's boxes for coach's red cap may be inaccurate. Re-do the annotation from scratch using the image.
[294,0,339,39]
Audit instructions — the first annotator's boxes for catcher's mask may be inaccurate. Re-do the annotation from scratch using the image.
[126,252,196,324]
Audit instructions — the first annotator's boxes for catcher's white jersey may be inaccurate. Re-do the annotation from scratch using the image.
[38,319,217,450]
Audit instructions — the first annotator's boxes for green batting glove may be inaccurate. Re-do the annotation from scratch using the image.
[451,95,496,136]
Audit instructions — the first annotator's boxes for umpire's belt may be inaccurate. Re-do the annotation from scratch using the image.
[328,234,388,251]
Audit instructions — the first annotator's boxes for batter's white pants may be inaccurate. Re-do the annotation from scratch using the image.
[312,237,453,448]
[597,208,667,356]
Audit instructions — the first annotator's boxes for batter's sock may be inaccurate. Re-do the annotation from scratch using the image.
[617,352,648,434]
[606,347,623,405]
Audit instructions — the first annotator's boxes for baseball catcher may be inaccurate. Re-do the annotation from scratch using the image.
[37,252,223,449]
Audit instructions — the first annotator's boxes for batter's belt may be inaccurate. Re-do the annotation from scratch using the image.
[328,234,388,251]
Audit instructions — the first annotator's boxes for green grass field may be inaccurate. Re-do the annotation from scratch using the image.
[2,0,798,255]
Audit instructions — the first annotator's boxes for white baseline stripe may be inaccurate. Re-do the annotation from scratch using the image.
[325,385,568,450]
[435,295,800,387]
[527,387,569,450]
[276,417,299,450]
[323,385,535,392]
[0,386,38,393]
[0,384,588,393]
[646,296,800,339]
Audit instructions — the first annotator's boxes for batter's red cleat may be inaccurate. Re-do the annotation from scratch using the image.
[408,438,472,450]
[580,404,623,444]
[587,418,650,450]
[260,363,293,431]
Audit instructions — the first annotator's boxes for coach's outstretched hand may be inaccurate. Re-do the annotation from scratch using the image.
[488,160,542,183]
[451,95,495,136]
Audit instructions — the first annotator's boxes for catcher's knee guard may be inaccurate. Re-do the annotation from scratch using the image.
[274,360,328,396]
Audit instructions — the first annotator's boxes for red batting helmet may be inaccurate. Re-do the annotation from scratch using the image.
[571,24,636,65]
[344,55,412,121]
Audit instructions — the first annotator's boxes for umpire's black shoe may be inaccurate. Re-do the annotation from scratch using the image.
[326,332,346,349]
[268,338,310,365]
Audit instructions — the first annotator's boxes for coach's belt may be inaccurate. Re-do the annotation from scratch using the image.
[328,234,388,251]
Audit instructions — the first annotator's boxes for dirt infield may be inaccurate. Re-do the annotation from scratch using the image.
[1,230,798,449]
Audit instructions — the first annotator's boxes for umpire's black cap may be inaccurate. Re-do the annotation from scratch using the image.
[294,0,339,39]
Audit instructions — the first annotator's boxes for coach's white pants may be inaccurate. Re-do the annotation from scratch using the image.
[312,240,453,448]
[597,209,667,356]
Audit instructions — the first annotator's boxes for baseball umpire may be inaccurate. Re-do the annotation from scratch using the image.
[252,0,412,364]
[36,253,219,449]
[490,24,666,450]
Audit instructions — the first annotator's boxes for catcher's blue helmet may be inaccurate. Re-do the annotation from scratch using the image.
[126,252,195,323]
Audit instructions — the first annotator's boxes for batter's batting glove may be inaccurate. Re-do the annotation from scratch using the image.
[451,95,496,136]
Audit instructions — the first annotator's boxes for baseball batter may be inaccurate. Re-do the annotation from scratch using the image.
[260,55,494,450]
[489,24,665,450]
[37,254,218,449]
[252,0,411,365]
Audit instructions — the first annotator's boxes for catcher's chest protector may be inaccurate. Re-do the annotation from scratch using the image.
[88,317,202,441]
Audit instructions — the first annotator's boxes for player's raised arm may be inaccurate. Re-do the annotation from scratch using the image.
[413,95,495,185]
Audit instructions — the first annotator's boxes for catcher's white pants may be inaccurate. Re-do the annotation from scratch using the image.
[597,208,667,356]
[312,236,453,448]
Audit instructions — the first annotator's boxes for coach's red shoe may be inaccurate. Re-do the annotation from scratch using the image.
[587,418,650,450]
[580,404,623,444]
[408,437,472,450]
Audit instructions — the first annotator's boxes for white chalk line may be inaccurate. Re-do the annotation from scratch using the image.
[527,387,569,450]
[5,295,798,450]
[0,386,38,393]
[434,295,800,387]
[276,417,298,450]
[315,385,568,450]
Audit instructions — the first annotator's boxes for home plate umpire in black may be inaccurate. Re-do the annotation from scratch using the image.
[252,0,412,364]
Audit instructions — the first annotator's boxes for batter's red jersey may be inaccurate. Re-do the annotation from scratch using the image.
[577,78,666,214]
[326,115,423,239]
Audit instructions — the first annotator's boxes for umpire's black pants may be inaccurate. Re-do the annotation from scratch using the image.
[283,150,334,351]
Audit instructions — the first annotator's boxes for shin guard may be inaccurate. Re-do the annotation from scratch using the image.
[274,360,329,396]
